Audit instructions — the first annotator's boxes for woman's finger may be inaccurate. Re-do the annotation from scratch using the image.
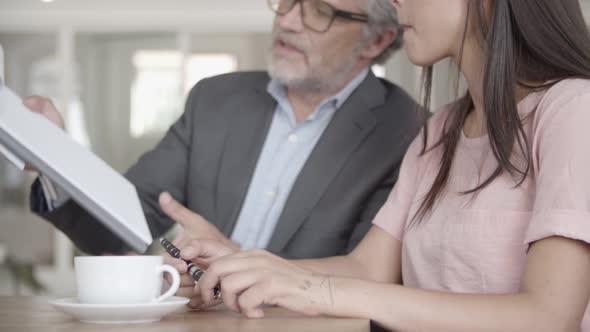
[237,283,269,319]
[218,270,266,313]
[176,286,197,298]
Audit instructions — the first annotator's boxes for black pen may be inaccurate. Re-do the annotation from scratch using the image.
[160,238,222,300]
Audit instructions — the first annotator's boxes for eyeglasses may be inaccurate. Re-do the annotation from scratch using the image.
[268,0,369,33]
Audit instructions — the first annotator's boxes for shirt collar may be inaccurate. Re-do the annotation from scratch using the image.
[328,68,370,110]
[267,68,370,122]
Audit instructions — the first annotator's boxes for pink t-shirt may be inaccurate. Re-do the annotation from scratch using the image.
[373,79,590,329]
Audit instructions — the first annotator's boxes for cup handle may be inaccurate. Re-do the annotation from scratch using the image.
[154,264,180,303]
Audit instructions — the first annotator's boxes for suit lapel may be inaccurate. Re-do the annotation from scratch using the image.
[216,88,276,236]
[267,73,386,253]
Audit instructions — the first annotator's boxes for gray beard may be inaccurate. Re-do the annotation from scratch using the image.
[267,50,363,94]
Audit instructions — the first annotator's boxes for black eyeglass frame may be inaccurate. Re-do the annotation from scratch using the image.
[268,0,369,33]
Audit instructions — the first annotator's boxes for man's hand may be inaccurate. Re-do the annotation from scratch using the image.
[159,192,240,251]
[23,96,65,130]
[22,96,65,171]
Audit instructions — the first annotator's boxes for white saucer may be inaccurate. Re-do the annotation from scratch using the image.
[49,296,190,324]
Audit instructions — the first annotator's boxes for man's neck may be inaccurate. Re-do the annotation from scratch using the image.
[285,66,368,124]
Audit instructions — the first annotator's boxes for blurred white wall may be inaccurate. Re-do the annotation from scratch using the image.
[1,0,586,32]
[0,0,273,32]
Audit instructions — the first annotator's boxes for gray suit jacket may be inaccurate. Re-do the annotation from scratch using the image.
[31,71,423,259]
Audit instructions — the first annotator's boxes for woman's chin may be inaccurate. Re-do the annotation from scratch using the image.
[407,55,437,67]
[404,47,445,68]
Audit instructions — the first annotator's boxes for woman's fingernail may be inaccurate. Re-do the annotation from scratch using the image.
[250,309,264,318]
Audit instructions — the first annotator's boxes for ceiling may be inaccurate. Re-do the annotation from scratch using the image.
[0,0,588,33]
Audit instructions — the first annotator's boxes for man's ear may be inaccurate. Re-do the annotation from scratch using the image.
[360,29,398,62]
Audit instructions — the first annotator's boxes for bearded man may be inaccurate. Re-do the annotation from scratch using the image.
[28,0,422,259]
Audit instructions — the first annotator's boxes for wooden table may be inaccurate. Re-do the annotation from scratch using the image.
[0,297,369,332]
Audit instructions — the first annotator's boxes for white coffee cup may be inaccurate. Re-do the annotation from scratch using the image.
[74,255,180,305]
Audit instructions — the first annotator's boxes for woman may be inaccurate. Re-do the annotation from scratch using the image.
[173,0,590,330]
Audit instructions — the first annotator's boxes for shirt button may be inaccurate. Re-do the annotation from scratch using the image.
[265,191,277,198]
[288,134,299,143]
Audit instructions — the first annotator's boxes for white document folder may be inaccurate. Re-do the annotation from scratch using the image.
[0,44,25,170]
[0,84,152,253]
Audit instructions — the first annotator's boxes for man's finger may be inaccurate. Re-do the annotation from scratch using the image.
[159,192,193,227]
[22,96,64,129]
[172,232,188,247]
[180,240,204,261]
[23,96,57,118]
[23,96,46,113]
[172,232,185,246]
[181,239,235,261]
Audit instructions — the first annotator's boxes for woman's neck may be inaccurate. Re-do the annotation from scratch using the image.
[458,43,487,138]
[457,44,537,138]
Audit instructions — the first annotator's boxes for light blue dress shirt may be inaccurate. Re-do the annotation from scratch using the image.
[230,69,370,250]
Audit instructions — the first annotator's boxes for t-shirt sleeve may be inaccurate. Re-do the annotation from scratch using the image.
[372,134,422,241]
[525,88,590,245]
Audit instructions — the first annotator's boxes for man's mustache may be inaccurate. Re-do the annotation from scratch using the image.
[273,30,309,54]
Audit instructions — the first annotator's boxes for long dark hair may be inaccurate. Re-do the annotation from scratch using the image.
[413,0,590,222]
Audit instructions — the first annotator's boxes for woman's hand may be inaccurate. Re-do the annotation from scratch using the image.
[196,249,335,318]
[163,237,237,309]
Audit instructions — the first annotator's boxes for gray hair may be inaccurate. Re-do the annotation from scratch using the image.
[362,0,403,64]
